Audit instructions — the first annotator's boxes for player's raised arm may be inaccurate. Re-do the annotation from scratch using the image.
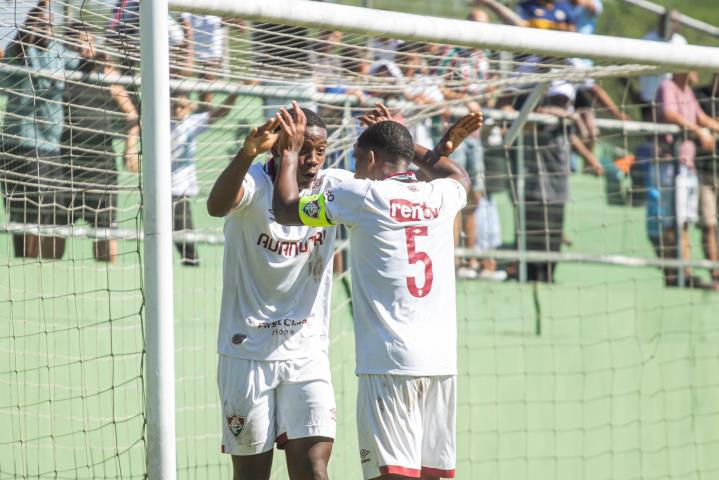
[206,116,280,217]
[272,102,308,226]
[360,103,480,192]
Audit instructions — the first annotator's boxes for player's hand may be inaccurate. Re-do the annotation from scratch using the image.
[277,101,306,155]
[437,111,483,156]
[359,102,393,127]
[240,116,281,157]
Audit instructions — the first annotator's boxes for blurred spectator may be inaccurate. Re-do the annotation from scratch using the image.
[636,9,687,119]
[516,83,603,283]
[170,91,238,265]
[62,22,139,263]
[438,8,503,279]
[107,0,185,71]
[179,13,225,104]
[570,0,601,35]
[397,43,445,149]
[0,1,77,258]
[695,75,719,284]
[476,0,576,31]
[648,72,719,289]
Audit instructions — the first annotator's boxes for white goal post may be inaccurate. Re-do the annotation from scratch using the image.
[168,0,719,71]
[135,1,719,478]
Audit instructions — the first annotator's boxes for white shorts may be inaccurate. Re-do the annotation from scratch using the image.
[676,166,699,226]
[218,355,336,456]
[357,374,456,479]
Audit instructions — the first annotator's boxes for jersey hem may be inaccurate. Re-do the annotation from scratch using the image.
[217,350,328,362]
[355,368,457,376]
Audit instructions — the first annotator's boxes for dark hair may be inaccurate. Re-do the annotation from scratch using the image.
[293,107,326,131]
[357,121,415,163]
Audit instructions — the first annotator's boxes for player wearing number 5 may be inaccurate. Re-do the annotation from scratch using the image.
[273,102,481,480]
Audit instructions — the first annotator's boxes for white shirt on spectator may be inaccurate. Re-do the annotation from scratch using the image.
[180,13,225,61]
[171,111,209,197]
[639,31,688,103]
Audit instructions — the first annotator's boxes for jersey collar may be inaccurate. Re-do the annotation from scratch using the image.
[384,171,418,183]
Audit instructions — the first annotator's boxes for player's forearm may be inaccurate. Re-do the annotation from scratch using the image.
[272,151,303,225]
[207,148,253,217]
[412,144,471,192]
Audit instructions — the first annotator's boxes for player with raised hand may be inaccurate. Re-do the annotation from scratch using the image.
[273,102,482,479]
[207,108,353,480]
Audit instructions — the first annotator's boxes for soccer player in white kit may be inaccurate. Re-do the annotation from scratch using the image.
[272,103,482,479]
[207,107,353,480]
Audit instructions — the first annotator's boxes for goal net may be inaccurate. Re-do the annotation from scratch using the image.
[1,0,718,478]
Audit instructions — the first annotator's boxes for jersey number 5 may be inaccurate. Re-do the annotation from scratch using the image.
[404,226,433,298]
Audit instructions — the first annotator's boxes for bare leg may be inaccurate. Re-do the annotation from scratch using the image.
[702,225,719,281]
[94,240,118,263]
[284,437,333,480]
[231,450,274,480]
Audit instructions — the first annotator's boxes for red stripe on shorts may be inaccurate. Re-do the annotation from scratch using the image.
[421,466,456,478]
[379,465,421,477]
[276,432,289,449]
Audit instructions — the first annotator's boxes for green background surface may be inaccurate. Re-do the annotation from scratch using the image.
[2,171,719,479]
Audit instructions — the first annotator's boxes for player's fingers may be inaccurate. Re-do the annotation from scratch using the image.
[276,112,292,135]
[378,103,392,119]
[279,108,296,131]
[292,101,306,126]
[265,116,281,132]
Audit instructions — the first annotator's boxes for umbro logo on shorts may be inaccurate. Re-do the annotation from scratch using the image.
[227,413,245,438]
[360,449,370,463]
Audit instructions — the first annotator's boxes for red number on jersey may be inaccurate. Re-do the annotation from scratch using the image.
[404,226,433,298]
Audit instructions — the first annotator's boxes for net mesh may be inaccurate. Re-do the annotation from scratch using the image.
[1,0,719,479]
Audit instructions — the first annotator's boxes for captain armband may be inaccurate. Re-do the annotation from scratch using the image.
[298,193,332,227]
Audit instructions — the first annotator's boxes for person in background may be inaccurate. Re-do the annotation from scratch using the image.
[438,8,500,279]
[179,13,225,105]
[170,91,239,265]
[636,9,687,120]
[651,72,719,289]
[62,22,140,263]
[518,82,603,283]
[695,75,719,286]
[0,0,76,258]
[475,0,576,31]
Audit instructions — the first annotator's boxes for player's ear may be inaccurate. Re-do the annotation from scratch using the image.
[367,150,376,171]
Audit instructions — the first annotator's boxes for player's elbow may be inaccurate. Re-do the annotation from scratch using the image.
[454,170,472,194]
[206,198,228,218]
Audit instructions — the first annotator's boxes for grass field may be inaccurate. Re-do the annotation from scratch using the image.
[2,160,719,478]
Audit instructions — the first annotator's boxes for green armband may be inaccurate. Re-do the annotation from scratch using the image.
[298,194,332,227]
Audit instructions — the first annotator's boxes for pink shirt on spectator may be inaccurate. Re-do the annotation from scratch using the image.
[656,79,703,169]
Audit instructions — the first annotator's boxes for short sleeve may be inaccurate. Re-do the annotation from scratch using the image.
[325,179,371,226]
[227,165,260,216]
[191,112,211,137]
[433,178,468,214]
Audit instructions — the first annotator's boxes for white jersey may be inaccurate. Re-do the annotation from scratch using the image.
[217,162,353,360]
[306,173,467,375]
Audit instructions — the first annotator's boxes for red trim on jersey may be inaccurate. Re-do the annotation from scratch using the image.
[379,465,421,477]
[276,432,289,449]
[264,159,277,182]
[421,466,456,478]
[384,171,418,183]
